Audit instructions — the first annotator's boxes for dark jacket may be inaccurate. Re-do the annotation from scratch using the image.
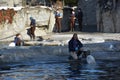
[14,37,21,46]
[68,38,83,52]
[30,19,36,27]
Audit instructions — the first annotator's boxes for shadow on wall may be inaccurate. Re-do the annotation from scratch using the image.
[82,25,97,32]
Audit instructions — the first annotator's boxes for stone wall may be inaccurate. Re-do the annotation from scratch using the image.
[0,0,98,34]
[96,0,120,33]
[0,0,22,7]
[0,6,55,41]
[0,0,120,35]
[77,0,120,33]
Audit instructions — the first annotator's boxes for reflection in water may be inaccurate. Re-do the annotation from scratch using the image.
[68,60,82,80]
[67,59,99,80]
[68,60,81,78]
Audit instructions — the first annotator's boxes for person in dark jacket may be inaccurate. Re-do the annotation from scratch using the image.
[77,8,83,31]
[30,17,36,40]
[68,33,83,59]
[14,33,22,46]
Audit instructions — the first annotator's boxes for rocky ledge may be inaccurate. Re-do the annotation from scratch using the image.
[0,32,120,63]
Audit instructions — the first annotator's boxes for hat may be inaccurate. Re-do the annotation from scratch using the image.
[16,33,20,36]
[30,17,33,20]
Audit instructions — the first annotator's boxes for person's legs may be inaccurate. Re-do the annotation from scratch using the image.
[77,50,82,58]
[31,27,35,40]
[72,20,75,31]
[70,19,75,31]
[55,19,59,32]
[29,27,32,40]
[32,27,35,40]
[70,21,72,31]
[58,18,61,32]
[70,52,78,60]
[78,20,82,31]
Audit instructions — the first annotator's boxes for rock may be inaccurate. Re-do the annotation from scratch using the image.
[24,40,62,46]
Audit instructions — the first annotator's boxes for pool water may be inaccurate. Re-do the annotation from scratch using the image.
[0,59,120,80]
[0,42,120,80]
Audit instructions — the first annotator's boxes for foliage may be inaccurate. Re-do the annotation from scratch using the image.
[64,0,77,7]
[0,9,16,24]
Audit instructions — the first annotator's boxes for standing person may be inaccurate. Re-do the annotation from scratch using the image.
[55,10,62,33]
[30,17,36,40]
[69,10,76,32]
[14,33,22,46]
[68,33,83,60]
[77,8,83,31]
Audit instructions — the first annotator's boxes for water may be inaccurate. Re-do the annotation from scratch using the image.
[0,59,120,80]
[0,42,120,80]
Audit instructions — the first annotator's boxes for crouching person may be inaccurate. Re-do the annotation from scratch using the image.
[14,33,23,46]
[68,33,83,60]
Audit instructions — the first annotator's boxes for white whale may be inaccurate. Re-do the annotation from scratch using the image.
[9,42,15,47]
[86,55,96,64]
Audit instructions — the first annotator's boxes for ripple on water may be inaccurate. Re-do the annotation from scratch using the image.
[0,60,120,80]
